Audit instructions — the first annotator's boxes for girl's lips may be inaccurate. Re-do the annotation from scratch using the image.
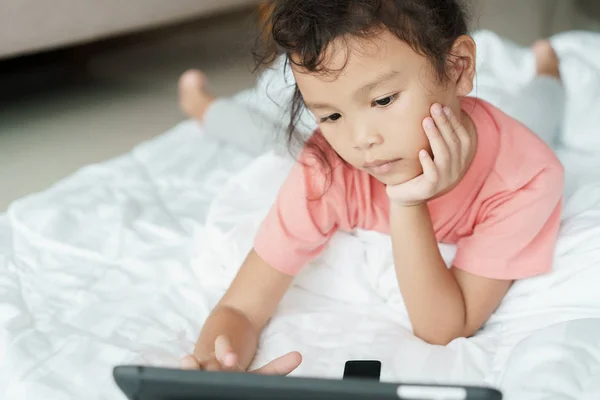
[364,158,402,174]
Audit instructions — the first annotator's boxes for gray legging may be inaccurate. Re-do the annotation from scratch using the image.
[202,63,565,157]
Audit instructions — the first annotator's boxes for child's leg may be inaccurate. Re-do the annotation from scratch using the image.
[504,76,564,148]
[204,98,286,156]
[500,40,565,148]
[179,70,286,157]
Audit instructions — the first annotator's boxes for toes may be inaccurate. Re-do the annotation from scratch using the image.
[532,40,560,79]
[179,69,206,91]
[177,69,215,120]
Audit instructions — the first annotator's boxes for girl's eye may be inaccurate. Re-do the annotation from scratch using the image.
[320,113,342,123]
[373,93,399,107]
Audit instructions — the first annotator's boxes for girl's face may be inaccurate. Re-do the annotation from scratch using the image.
[292,30,475,186]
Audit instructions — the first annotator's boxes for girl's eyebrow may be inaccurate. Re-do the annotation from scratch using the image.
[305,102,335,111]
[356,70,401,96]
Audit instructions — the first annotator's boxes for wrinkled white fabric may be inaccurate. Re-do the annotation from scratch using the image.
[1,30,600,399]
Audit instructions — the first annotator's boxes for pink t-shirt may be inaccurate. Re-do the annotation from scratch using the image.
[254,97,564,280]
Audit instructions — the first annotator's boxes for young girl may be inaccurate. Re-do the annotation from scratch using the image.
[179,0,564,375]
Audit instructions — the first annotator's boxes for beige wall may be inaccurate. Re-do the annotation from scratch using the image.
[0,0,260,59]
[2,0,599,59]
[473,0,600,45]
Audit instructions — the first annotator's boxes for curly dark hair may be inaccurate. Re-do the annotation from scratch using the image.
[252,0,471,184]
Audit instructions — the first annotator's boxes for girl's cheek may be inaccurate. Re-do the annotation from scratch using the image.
[408,115,432,152]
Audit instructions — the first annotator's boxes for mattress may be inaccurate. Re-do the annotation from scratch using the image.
[2,30,600,399]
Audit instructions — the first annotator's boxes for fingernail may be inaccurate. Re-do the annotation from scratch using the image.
[224,353,236,366]
[432,104,443,116]
[443,106,452,116]
[420,150,428,158]
[424,118,435,128]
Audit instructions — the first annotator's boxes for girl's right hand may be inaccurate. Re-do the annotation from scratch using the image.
[180,335,302,375]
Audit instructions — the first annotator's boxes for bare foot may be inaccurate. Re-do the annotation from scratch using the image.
[532,40,560,80]
[178,69,216,121]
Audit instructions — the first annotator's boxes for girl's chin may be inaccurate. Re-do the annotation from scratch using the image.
[372,169,423,187]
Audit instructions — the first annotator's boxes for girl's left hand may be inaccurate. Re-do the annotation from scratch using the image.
[386,103,473,207]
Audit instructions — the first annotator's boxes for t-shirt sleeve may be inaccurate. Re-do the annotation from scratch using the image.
[253,156,342,276]
[453,165,565,280]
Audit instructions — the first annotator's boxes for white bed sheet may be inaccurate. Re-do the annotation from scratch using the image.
[2,30,600,399]
[0,123,254,399]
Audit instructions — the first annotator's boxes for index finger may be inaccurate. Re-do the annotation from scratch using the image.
[251,351,303,376]
[423,117,450,167]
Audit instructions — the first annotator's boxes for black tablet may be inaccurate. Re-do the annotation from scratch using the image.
[113,365,502,400]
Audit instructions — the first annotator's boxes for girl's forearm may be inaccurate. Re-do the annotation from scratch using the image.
[389,203,466,345]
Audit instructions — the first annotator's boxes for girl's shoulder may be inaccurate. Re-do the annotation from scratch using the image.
[294,131,348,198]
[290,134,386,231]
[296,131,380,200]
